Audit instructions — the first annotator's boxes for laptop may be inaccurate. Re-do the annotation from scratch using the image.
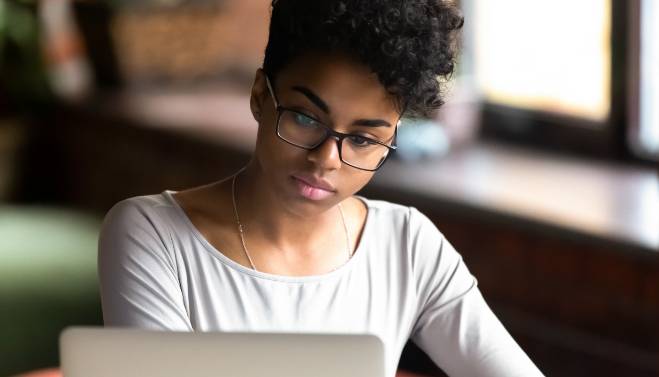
[60,327,385,377]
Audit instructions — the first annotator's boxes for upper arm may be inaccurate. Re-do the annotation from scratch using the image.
[98,199,192,331]
[408,208,543,377]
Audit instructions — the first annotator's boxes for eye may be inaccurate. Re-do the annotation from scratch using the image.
[293,112,320,128]
[347,135,378,148]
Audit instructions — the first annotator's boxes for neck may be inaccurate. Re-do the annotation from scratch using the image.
[232,161,345,255]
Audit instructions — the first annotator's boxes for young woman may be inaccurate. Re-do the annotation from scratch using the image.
[99,1,544,376]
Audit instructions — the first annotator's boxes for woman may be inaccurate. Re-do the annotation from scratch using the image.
[99,1,544,376]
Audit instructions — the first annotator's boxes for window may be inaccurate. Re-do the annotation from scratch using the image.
[462,0,657,163]
[474,0,611,122]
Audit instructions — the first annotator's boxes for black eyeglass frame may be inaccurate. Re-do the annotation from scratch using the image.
[265,74,399,172]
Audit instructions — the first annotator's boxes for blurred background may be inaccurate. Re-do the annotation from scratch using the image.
[0,0,657,376]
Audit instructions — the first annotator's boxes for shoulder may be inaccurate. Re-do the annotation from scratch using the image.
[359,197,448,264]
[360,197,457,273]
[99,192,182,261]
[358,196,411,224]
[366,201,475,307]
[102,192,175,232]
[359,196,441,241]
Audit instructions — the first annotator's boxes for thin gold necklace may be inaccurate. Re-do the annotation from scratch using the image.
[231,169,352,272]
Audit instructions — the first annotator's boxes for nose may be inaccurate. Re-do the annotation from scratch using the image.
[307,136,342,171]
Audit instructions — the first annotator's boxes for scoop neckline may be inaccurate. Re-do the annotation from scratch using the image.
[162,190,373,283]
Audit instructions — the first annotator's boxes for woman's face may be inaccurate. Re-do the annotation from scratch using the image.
[250,52,400,216]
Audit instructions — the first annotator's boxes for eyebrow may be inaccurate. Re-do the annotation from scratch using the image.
[291,86,330,114]
[290,85,392,128]
[351,118,392,128]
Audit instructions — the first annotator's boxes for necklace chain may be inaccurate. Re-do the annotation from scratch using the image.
[231,169,352,272]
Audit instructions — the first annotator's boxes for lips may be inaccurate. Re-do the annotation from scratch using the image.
[292,174,336,192]
[291,174,336,201]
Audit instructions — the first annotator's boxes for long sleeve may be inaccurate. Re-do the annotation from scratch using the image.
[408,208,543,377]
[98,198,192,331]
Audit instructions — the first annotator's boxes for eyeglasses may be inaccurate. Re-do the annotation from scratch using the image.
[265,75,398,172]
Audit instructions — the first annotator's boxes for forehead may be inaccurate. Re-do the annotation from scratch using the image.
[274,52,400,120]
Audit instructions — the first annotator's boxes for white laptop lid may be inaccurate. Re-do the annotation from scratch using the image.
[60,327,385,377]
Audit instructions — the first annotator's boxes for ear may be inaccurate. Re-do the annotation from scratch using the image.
[250,68,268,123]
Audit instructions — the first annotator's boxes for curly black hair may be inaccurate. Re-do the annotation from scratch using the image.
[263,0,464,119]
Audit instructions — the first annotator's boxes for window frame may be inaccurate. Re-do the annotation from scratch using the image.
[475,0,655,165]
[627,0,659,162]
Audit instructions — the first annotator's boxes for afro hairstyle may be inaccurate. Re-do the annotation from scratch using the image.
[263,0,464,119]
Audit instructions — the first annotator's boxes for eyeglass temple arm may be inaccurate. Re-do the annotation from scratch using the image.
[264,74,280,109]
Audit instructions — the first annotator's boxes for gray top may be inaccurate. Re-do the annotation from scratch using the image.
[98,191,543,377]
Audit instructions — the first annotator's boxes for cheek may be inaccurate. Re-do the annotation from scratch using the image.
[340,169,374,195]
[255,120,303,170]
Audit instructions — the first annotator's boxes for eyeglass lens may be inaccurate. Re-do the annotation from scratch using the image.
[277,109,390,170]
